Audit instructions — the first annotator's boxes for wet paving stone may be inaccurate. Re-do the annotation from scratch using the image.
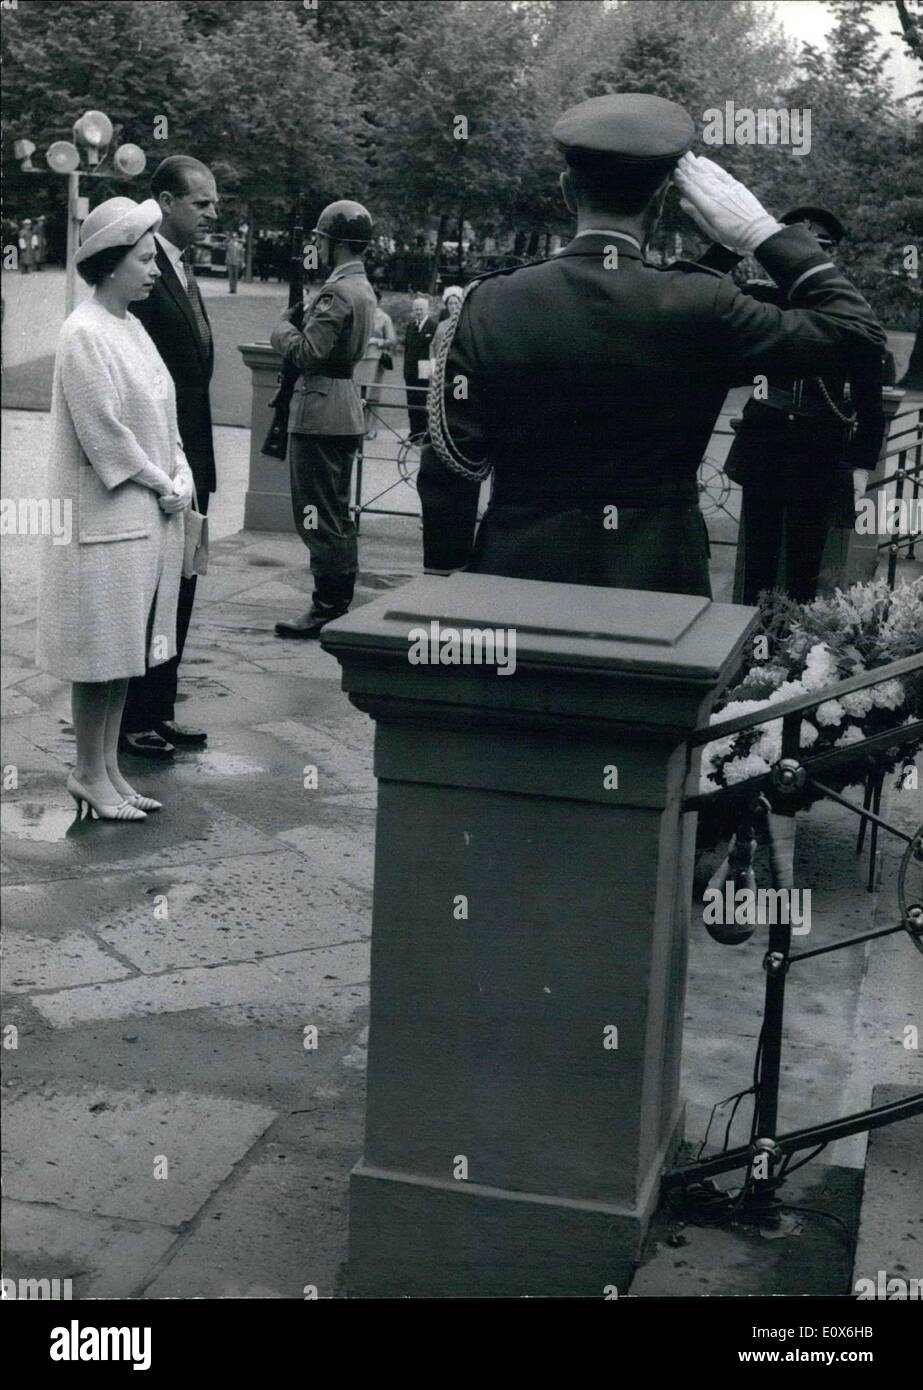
[2,1200,179,1299]
[0,777,281,884]
[4,1086,276,1226]
[30,940,371,1028]
[4,930,132,992]
[89,850,370,973]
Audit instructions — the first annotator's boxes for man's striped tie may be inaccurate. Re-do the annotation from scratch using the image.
[182,253,212,353]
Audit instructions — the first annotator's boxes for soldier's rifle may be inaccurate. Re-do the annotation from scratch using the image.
[262,202,307,460]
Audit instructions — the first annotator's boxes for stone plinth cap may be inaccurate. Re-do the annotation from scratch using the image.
[323,574,755,684]
[238,341,282,369]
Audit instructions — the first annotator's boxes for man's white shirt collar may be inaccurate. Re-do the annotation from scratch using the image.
[156,232,187,287]
[572,229,642,250]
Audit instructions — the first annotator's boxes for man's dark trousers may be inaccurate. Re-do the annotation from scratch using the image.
[123,490,209,731]
[290,433,362,613]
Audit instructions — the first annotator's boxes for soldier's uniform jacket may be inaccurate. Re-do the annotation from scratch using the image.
[271,260,376,436]
[425,224,886,588]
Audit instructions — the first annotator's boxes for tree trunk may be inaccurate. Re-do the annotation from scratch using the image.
[900,329,923,390]
[895,0,922,60]
[429,211,448,295]
[244,201,254,284]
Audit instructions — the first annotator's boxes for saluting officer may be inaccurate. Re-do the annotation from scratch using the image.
[702,207,887,603]
[423,93,886,597]
[272,200,376,640]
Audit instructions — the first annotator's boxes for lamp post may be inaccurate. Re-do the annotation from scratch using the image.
[15,111,147,316]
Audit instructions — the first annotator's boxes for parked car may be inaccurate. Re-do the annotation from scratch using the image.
[192,232,228,276]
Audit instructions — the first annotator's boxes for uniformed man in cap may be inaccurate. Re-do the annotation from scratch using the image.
[422,93,886,597]
[702,207,887,603]
[272,200,376,639]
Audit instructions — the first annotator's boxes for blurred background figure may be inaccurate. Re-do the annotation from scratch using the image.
[356,288,398,439]
[403,294,436,443]
[17,218,37,273]
[33,216,48,271]
[225,232,244,293]
[430,283,464,361]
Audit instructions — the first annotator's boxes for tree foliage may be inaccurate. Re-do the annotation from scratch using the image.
[1,0,919,326]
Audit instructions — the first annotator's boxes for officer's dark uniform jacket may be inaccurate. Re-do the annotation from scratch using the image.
[423,224,886,595]
[270,260,376,435]
[701,243,886,478]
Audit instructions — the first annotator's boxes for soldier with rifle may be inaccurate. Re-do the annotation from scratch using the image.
[271,200,376,639]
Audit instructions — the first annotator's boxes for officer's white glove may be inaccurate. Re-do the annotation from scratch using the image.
[852,469,869,510]
[674,153,784,256]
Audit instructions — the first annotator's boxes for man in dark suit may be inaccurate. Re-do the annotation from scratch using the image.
[120,155,219,757]
[403,296,437,442]
[422,94,886,598]
[703,208,886,603]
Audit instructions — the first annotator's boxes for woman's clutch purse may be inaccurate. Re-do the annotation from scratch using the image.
[183,481,209,578]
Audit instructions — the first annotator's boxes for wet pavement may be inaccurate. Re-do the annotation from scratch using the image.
[2,402,921,1296]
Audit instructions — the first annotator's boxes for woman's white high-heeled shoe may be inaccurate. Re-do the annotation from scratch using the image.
[124,793,162,812]
[67,773,147,822]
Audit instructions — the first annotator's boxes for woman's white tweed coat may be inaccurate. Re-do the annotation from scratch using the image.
[36,298,192,683]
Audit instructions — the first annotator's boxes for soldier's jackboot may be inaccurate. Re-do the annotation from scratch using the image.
[274,572,356,640]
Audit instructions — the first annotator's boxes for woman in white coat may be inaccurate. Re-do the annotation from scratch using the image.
[37,197,193,821]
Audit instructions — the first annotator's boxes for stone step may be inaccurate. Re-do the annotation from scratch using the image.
[850,1084,923,1300]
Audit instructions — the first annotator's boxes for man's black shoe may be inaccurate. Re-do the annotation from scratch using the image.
[119,730,176,758]
[274,611,340,640]
[154,721,208,747]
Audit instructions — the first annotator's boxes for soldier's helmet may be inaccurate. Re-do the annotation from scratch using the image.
[314,200,373,246]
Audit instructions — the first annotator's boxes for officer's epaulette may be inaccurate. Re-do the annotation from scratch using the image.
[655,257,725,279]
[461,254,553,297]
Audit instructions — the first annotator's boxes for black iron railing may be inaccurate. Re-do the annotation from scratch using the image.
[666,652,923,1227]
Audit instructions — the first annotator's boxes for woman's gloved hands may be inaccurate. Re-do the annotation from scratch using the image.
[158,469,193,514]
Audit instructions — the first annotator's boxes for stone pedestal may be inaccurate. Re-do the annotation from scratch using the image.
[322,575,756,1297]
[238,341,291,531]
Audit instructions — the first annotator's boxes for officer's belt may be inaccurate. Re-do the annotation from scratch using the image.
[759,385,847,419]
[491,479,700,509]
[301,368,354,381]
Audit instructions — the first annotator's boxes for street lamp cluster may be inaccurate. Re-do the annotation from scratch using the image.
[14,110,147,314]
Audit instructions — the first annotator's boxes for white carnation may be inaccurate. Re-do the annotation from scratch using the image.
[799,721,819,748]
[841,688,874,718]
[803,643,838,691]
[835,725,866,747]
[871,679,905,711]
[723,753,772,785]
[816,699,846,727]
[755,719,783,765]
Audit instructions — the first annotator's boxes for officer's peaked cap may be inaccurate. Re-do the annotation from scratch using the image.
[553,93,695,171]
[780,206,845,244]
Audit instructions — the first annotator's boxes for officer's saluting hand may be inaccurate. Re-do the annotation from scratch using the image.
[674,153,784,254]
